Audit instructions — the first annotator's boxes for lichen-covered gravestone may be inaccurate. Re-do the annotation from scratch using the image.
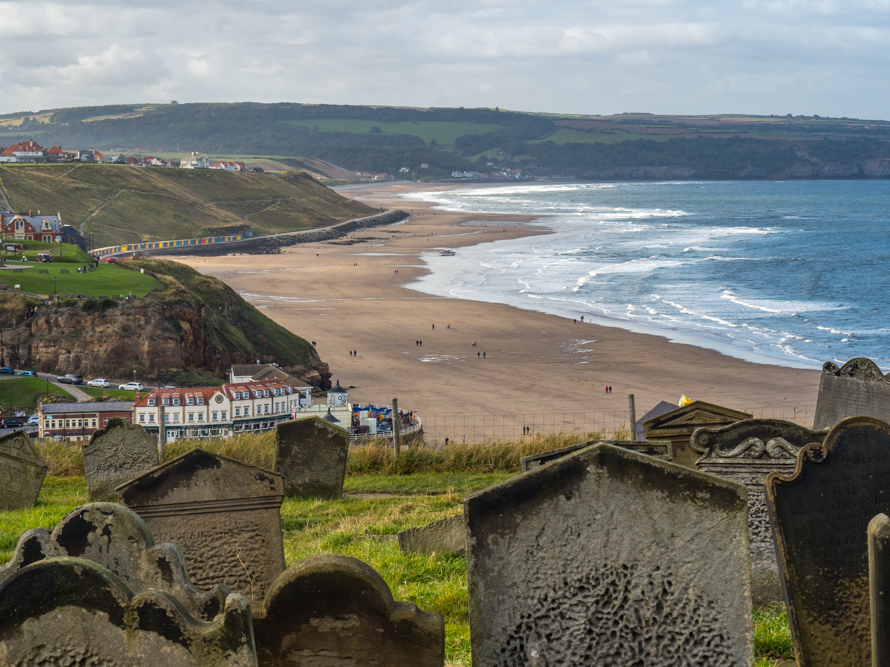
[117,448,286,604]
[813,357,890,430]
[83,417,159,499]
[275,416,350,498]
[643,400,751,467]
[465,442,754,666]
[0,502,256,666]
[869,513,890,667]
[766,416,890,667]
[0,430,47,510]
[691,419,827,605]
[398,514,465,555]
[253,554,444,666]
[519,439,672,472]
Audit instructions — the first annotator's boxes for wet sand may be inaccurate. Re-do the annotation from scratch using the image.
[170,181,821,439]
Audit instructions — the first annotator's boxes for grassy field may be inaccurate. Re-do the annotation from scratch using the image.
[0,376,75,413]
[0,165,376,248]
[77,385,141,401]
[280,119,510,145]
[537,127,675,145]
[0,261,157,297]
[0,240,91,264]
[0,466,794,666]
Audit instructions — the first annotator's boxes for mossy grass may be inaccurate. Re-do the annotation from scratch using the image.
[0,261,157,297]
[0,376,75,413]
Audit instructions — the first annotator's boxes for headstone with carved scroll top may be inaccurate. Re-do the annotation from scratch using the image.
[766,416,890,667]
[814,357,890,431]
[691,419,827,605]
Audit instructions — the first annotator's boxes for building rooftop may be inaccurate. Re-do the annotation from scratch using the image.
[41,401,134,414]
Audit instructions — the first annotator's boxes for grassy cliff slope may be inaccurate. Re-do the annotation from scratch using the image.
[0,164,376,248]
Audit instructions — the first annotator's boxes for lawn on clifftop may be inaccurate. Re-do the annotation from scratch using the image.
[0,261,157,298]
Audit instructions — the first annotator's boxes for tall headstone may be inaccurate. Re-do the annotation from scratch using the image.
[275,416,350,498]
[691,419,827,605]
[643,400,751,467]
[766,416,890,666]
[83,418,159,500]
[869,513,890,667]
[466,443,754,666]
[0,502,256,666]
[520,439,672,472]
[0,430,47,510]
[254,554,444,667]
[117,448,286,604]
[814,357,890,430]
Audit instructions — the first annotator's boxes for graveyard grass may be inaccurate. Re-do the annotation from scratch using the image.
[2,433,795,666]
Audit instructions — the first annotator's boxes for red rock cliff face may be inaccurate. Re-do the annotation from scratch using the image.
[0,295,329,387]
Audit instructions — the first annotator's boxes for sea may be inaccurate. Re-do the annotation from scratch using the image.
[399,180,890,370]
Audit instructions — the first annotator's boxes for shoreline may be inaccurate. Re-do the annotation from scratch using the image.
[169,181,822,438]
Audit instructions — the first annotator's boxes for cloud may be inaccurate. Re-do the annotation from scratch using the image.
[0,0,888,117]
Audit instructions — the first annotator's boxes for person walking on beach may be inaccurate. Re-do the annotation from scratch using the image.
[432,323,435,330]
[483,351,486,358]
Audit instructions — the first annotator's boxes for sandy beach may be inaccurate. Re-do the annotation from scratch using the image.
[170,181,822,441]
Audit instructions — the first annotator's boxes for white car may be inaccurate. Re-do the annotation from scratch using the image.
[87,378,110,388]
[118,381,144,391]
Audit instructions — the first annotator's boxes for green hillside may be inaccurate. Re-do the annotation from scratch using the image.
[0,164,376,248]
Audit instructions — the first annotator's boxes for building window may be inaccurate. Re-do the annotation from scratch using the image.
[162,398,170,406]
[149,414,155,422]
[148,399,156,406]
[197,397,204,405]
[212,412,218,421]
[264,404,269,414]
[188,413,194,422]
[187,397,194,405]
[244,406,250,416]
[173,398,180,406]
[164,413,170,422]
[173,414,180,422]
[221,411,227,420]
[91,419,97,427]
[235,407,241,417]
[103,418,109,424]
[139,414,145,423]
[198,413,204,421]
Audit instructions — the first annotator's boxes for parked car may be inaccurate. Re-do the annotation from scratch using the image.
[118,381,144,391]
[27,415,39,425]
[0,367,14,374]
[37,252,52,263]
[17,370,36,377]
[1,418,23,429]
[87,378,110,388]
[57,373,84,385]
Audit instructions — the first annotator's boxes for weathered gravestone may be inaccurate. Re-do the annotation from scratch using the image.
[869,513,890,667]
[398,514,465,555]
[83,417,159,500]
[465,443,754,666]
[691,419,828,605]
[253,554,444,667]
[813,357,890,431]
[644,400,751,467]
[118,448,286,604]
[766,416,890,667]
[0,502,256,666]
[520,439,672,472]
[275,416,350,498]
[0,430,47,510]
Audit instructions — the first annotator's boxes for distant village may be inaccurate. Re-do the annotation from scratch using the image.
[0,140,259,172]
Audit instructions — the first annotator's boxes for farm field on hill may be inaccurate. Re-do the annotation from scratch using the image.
[281,118,510,145]
[0,164,376,247]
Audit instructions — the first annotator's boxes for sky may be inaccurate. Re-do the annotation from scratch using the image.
[1,0,889,119]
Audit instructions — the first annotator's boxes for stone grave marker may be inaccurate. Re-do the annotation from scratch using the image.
[398,514,465,555]
[691,419,827,605]
[766,416,890,666]
[117,448,286,604]
[0,430,47,510]
[869,513,890,667]
[0,502,256,666]
[814,357,890,431]
[0,502,229,622]
[466,443,754,666]
[275,415,350,498]
[520,438,672,472]
[83,417,159,500]
[254,554,444,666]
[644,400,751,467]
